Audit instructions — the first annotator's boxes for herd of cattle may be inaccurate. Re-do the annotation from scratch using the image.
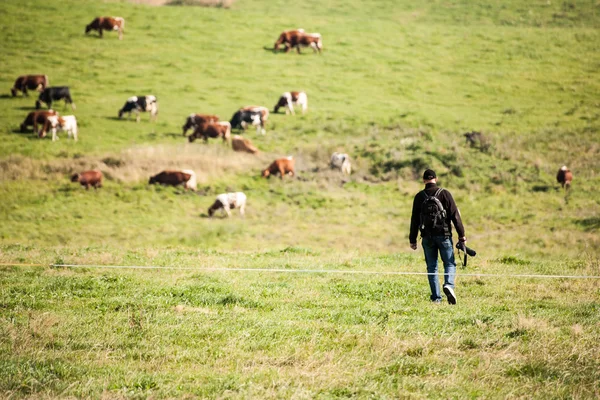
[9,17,573,217]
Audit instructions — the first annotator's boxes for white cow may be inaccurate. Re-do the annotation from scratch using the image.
[330,152,351,175]
[208,192,247,218]
[47,115,78,142]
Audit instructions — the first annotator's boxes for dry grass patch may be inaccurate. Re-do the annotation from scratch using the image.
[0,144,263,185]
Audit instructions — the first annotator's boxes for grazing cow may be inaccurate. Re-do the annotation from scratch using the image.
[118,95,158,122]
[330,152,352,175]
[230,106,269,134]
[188,121,231,143]
[71,170,103,190]
[556,166,573,190]
[274,29,305,52]
[262,156,295,179]
[20,110,57,133]
[182,113,219,136]
[85,17,125,40]
[36,87,75,110]
[42,115,78,142]
[149,170,197,191]
[11,75,49,97]
[273,91,308,115]
[208,192,247,218]
[231,135,259,154]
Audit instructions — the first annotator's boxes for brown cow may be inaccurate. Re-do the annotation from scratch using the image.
[20,110,57,133]
[149,170,197,190]
[188,122,231,143]
[182,113,219,136]
[11,75,49,97]
[274,29,322,53]
[71,170,103,190]
[262,156,295,179]
[85,17,125,40]
[274,29,304,52]
[557,166,573,191]
[231,135,259,154]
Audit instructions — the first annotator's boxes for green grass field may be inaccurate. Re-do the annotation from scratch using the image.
[1,0,599,397]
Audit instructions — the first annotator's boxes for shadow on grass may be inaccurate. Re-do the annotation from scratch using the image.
[0,94,17,99]
[531,185,556,192]
[14,106,37,111]
[163,132,185,138]
[574,217,600,232]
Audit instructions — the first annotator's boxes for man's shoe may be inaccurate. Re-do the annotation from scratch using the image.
[443,285,457,305]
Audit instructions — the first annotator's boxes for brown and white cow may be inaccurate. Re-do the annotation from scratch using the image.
[231,135,259,154]
[11,75,49,97]
[274,29,304,52]
[182,113,219,136]
[149,170,197,191]
[557,166,573,190]
[208,192,247,218]
[262,156,295,179]
[188,121,231,143]
[20,110,57,133]
[43,115,78,142]
[274,29,322,53]
[71,170,103,190]
[273,91,308,115]
[85,17,125,40]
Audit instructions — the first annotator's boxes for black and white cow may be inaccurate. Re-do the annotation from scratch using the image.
[229,106,268,134]
[35,87,75,110]
[118,95,158,122]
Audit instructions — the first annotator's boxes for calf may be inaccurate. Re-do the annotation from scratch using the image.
[149,170,197,191]
[182,113,219,136]
[118,95,158,122]
[208,192,247,218]
[231,135,259,154]
[36,87,75,110]
[230,106,269,134]
[188,121,231,143]
[262,156,295,179]
[556,166,573,190]
[85,17,125,40]
[11,75,49,97]
[463,131,490,152]
[43,115,78,141]
[273,91,308,115]
[330,152,352,175]
[71,170,103,190]
[20,110,57,133]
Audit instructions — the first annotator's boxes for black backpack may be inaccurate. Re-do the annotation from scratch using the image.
[419,188,449,236]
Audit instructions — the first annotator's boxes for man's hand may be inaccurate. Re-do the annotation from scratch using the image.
[410,243,417,250]
[459,237,467,244]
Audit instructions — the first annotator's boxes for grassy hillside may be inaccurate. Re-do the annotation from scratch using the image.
[0,0,599,397]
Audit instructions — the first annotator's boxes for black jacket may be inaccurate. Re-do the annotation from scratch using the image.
[409,183,465,243]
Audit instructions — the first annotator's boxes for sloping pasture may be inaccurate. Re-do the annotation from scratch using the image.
[0,0,599,397]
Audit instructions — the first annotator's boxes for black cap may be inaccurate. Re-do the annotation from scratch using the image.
[423,169,436,180]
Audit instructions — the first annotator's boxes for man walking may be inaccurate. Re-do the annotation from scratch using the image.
[409,169,467,304]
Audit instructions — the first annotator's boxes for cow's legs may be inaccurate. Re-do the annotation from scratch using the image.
[239,204,245,217]
[51,128,58,142]
[22,86,28,96]
[135,110,140,123]
[287,100,294,115]
[118,28,123,40]
[99,29,103,38]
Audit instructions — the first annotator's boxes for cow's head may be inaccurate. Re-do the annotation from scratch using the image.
[262,169,271,178]
[70,173,80,182]
[85,24,93,34]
